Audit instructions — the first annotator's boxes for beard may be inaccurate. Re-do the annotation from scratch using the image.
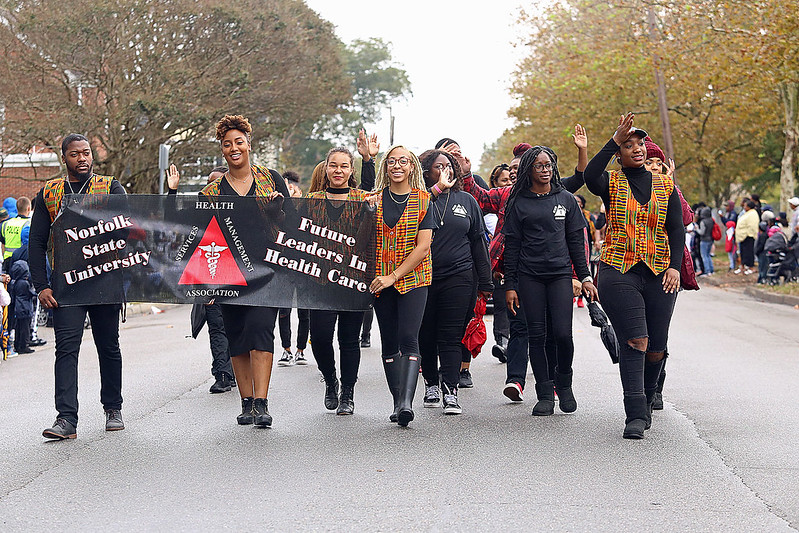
[68,161,93,181]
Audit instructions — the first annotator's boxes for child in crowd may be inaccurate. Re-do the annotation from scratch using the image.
[725,221,737,271]
[10,260,35,354]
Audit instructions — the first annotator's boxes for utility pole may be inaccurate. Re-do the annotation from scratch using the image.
[647,8,676,176]
[158,143,170,194]
[389,104,395,146]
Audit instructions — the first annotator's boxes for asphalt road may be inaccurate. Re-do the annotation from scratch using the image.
[0,286,796,532]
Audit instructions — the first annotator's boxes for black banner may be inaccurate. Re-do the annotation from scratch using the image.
[51,194,377,310]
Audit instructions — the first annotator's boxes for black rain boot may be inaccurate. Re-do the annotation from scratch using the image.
[397,354,422,427]
[253,398,272,428]
[554,368,577,413]
[652,366,666,411]
[237,397,254,425]
[532,381,555,416]
[324,377,340,411]
[644,356,666,430]
[382,353,402,422]
[337,384,355,415]
[623,393,648,439]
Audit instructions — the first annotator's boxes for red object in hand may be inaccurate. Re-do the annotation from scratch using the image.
[462,296,488,358]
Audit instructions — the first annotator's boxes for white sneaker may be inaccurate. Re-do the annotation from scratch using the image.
[503,382,524,402]
[278,349,294,366]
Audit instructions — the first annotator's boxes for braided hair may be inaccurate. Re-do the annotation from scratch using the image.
[505,145,562,217]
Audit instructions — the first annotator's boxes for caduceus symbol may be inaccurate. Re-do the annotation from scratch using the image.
[198,241,228,279]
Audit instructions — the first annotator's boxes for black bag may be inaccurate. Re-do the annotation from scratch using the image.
[587,301,619,364]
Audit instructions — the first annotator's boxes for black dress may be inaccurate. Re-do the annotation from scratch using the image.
[218,174,287,355]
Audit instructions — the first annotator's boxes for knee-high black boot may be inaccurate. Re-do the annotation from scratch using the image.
[644,354,667,429]
[397,353,422,427]
[652,362,667,410]
[382,353,401,422]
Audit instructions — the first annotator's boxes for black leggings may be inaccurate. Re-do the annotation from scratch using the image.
[597,262,676,394]
[309,310,364,386]
[419,269,474,388]
[740,237,755,268]
[516,274,575,384]
[374,286,428,356]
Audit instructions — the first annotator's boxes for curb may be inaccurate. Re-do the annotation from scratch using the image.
[125,302,181,317]
[742,287,799,308]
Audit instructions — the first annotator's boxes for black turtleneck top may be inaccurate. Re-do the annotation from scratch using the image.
[584,138,684,272]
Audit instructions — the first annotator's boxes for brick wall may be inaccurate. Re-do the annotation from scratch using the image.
[0,153,60,200]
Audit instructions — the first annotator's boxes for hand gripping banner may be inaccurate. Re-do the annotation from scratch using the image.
[51,194,377,310]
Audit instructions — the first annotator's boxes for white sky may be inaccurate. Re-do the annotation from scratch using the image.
[304,0,528,166]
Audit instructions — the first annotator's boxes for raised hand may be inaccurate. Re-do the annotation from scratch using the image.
[356,129,369,160]
[664,158,676,178]
[167,164,180,190]
[437,166,456,191]
[572,123,588,149]
[368,133,380,159]
[612,112,636,145]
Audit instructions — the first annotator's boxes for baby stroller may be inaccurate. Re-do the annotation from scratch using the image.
[764,231,798,284]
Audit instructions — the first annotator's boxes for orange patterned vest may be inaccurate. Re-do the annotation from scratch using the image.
[42,175,114,222]
[601,170,674,274]
[375,189,432,294]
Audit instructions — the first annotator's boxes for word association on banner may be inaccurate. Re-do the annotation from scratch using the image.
[265,216,369,292]
[62,215,152,285]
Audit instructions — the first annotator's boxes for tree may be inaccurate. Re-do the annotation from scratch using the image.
[481,0,780,207]
[0,0,350,192]
[279,38,411,180]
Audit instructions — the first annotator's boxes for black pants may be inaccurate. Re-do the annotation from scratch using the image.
[360,308,374,340]
[309,310,364,385]
[492,284,509,343]
[53,304,123,427]
[419,270,474,388]
[374,286,428,356]
[506,301,528,387]
[205,303,233,378]
[517,274,575,384]
[597,262,676,394]
[14,315,31,352]
[279,308,310,350]
[740,237,755,268]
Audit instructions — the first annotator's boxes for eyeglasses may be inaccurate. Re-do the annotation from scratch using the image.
[432,163,452,171]
[387,157,410,167]
[533,162,554,172]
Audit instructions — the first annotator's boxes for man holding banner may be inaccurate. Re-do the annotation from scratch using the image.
[29,134,127,440]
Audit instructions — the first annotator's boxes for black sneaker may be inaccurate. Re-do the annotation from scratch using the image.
[105,409,125,431]
[442,384,462,415]
[295,351,308,365]
[29,338,47,347]
[360,336,371,348]
[42,418,76,440]
[652,392,664,410]
[423,384,441,408]
[491,343,507,363]
[209,373,233,394]
[253,398,272,428]
[459,369,474,388]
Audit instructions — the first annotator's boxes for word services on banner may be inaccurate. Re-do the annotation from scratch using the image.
[50,194,377,311]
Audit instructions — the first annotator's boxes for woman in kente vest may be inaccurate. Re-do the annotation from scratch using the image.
[170,114,290,429]
[584,113,684,440]
[305,147,369,416]
[369,145,435,427]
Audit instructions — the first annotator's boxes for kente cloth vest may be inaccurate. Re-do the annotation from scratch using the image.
[201,165,275,199]
[1,217,30,259]
[375,189,432,294]
[43,175,114,223]
[601,170,674,274]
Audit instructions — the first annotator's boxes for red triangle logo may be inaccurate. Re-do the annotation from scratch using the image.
[178,217,248,286]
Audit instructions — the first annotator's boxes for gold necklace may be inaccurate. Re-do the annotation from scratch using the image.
[388,188,410,204]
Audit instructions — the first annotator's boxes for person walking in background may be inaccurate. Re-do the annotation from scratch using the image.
[725,220,738,272]
[695,206,715,276]
[735,200,759,275]
[10,259,35,354]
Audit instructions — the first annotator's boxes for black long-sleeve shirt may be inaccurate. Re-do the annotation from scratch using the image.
[360,159,375,191]
[584,138,684,271]
[29,177,126,293]
[429,190,492,291]
[502,184,590,290]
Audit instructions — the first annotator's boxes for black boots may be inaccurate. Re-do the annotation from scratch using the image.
[652,367,666,410]
[324,377,340,411]
[337,384,355,415]
[253,398,272,427]
[396,354,422,427]
[532,381,555,416]
[492,335,508,363]
[554,368,577,413]
[210,372,234,394]
[237,397,254,425]
[623,393,648,439]
[382,353,401,422]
